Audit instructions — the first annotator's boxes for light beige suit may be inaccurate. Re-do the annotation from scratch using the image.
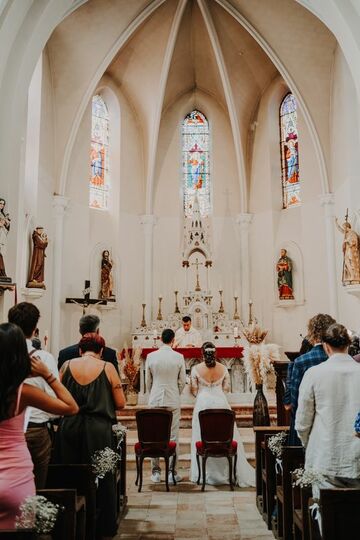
[146,344,186,473]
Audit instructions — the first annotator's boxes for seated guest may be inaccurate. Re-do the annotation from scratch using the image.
[0,323,78,529]
[8,302,59,489]
[56,333,125,539]
[296,324,360,495]
[58,314,119,372]
[288,313,335,445]
[174,316,202,348]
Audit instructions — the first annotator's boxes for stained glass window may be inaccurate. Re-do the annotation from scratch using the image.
[280,93,300,209]
[89,95,110,209]
[182,110,210,217]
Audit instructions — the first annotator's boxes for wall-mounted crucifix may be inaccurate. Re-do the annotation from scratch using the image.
[65,280,107,315]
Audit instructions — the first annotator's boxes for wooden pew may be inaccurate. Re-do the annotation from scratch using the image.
[0,533,36,539]
[309,489,360,540]
[46,464,96,540]
[37,488,86,540]
[291,473,312,540]
[273,446,304,540]
[253,426,289,528]
[116,431,127,518]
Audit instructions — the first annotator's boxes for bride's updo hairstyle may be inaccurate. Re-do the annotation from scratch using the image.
[322,323,351,350]
[202,342,217,368]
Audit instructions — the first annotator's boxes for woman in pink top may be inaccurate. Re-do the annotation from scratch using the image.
[0,323,78,529]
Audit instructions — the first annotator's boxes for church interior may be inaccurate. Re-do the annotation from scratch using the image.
[1,0,360,539]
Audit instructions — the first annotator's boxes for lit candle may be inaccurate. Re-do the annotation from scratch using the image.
[233,326,238,338]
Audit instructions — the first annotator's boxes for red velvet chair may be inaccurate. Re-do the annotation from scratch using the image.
[196,409,237,491]
[134,409,177,492]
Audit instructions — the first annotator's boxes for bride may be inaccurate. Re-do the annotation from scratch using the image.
[190,342,255,487]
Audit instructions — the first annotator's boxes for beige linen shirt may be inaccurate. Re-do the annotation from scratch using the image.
[146,345,186,408]
[295,353,360,478]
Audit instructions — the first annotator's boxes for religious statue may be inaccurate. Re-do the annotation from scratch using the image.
[99,249,114,299]
[276,248,294,300]
[27,227,48,289]
[0,198,11,279]
[335,213,360,285]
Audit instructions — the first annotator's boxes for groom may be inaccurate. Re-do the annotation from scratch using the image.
[146,328,186,483]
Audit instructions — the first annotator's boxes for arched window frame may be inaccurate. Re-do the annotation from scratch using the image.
[89,94,110,210]
[181,109,211,217]
[279,92,300,209]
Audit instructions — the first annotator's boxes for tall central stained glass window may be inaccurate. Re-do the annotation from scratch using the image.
[280,93,300,209]
[89,95,110,210]
[182,110,210,217]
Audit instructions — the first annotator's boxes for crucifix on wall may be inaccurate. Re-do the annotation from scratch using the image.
[65,279,107,315]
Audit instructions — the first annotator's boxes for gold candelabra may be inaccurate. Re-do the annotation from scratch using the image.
[174,291,180,313]
[218,290,224,313]
[140,303,146,327]
[157,296,163,321]
[233,296,240,320]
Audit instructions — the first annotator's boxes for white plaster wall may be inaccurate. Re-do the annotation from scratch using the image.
[153,91,241,319]
[249,78,328,352]
[330,46,360,331]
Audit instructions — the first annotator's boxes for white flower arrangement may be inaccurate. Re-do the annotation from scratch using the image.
[92,446,121,483]
[268,431,288,458]
[292,467,325,488]
[112,423,127,451]
[16,495,62,533]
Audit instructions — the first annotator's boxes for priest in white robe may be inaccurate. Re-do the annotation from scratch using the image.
[174,316,202,348]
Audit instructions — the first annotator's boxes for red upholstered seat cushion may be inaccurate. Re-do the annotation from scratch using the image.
[195,440,237,454]
[134,441,176,455]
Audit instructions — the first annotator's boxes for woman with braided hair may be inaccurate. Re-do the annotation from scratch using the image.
[189,342,255,487]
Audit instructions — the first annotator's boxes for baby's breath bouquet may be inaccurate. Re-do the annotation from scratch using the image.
[16,495,62,533]
[112,422,127,452]
[292,467,325,488]
[92,447,121,485]
[268,431,288,459]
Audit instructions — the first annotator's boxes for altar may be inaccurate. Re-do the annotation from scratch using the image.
[137,346,254,405]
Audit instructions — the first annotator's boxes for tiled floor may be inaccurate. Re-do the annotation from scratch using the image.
[115,470,274,540]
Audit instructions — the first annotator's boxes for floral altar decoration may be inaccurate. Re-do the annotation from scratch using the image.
[120,345,142,404]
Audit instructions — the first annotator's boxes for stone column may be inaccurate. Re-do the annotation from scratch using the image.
[50,195,69,356]
[140,214,156,321]
[236,213,253,322]
[320,193,338,318]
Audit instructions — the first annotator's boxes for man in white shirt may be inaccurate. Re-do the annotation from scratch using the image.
[174,316,202,348]
[296,322,360,515]
[146,328,186,484]
[8,302,59,489]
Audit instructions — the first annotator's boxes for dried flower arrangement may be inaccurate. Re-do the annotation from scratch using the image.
[92,447,121,484]
[292,467,325,488]
[16,495,62,533]
[241,319,268,344]
[244,343,280,388]
[121,345,142,391]
[268,431,288,459]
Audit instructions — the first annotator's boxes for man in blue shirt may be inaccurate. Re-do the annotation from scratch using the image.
[288,313,335,445]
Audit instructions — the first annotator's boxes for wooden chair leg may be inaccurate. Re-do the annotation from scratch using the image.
[196,453,201,485]
[201,456,207,492]
[227,456,234,491]
[135,456,139,486]
[233,454,237,486]
[138,456,144,493]
[165,457,170,492]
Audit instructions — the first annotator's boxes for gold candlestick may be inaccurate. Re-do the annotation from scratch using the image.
[157,296,163,320]
[218,290,224,313]
[140,303,147,327]
[248,299,253,325]
[233,296,240,319]
[174,291,180,313]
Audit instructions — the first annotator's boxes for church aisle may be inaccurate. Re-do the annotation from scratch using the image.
[116,470,274,540]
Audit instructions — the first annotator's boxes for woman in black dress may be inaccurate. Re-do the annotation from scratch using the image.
[56,333,125,539]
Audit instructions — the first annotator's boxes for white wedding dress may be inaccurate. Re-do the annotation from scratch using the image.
[190,365,255,487]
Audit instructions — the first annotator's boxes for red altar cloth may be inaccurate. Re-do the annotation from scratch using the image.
[121,347,244,360]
